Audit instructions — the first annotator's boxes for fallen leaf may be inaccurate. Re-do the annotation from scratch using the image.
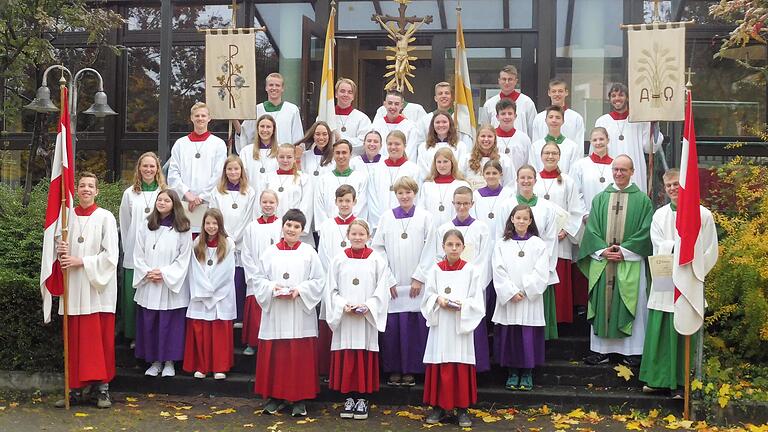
[422,424,442,429]
[83,428,95,431]
[614,364,634,381]
[382,409,392,415]
[74,412,89,417]
[126,404,139,408]
[304,417,317,423]
[9,402,18,408]
[159,411,171,417]
[567,408,586,419]
[662,414,677,423]
[146,393,155,398]
[625,421,643,430]
[539,405,551,415]
[243,424,254,428]
[482,416,502,423]
[196,414,213,419]
[296,420,307,425]
[174,414,188,420]
[125,397,138,402]
[718,396,729,408]
[173,405,192,410]
[213,408,236,415]
[266,421,284,431]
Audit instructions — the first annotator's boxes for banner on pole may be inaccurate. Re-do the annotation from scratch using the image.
[627,23,685,122]
[205,30,257,120]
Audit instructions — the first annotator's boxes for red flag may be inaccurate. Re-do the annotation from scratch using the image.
[39,88,74,323]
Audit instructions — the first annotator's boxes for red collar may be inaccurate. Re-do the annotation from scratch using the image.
[540,169,560,179]
[276,168,294,175]
[434,174,455,184]
[384,156,407,167]
[188,131,211,142]
[276,239,301,250]
[590,153,613,165]
[438,258,467,271]
[335,214,356,225]
[384,114,406,124]
[258,215,278,224]
[345,247,373,259]
[495,127,517,137]
[74,203,98,216]
[206,237,219,247]
[499,91,521,101]
[335,105,354,116]
[609,110,629,120]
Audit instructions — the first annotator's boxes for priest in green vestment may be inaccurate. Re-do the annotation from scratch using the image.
[578,155,653,367]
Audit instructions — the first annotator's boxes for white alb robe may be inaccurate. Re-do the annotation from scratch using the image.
[471,186,516,241]
[313,170,369,226]
[421,265,485,365]
[529,137,583,175]
[239,145,279,197]
[415,141,470,183]
[478,92,537,137]
[300,146,336,179]
[491,237,549,326]
[240,218,282,297]
[534,173,586,259]
[434,219,493,288]
[417,179,472,228]
[132,223,192,310]
[531,108,586,145]
[238,101,303,151]
[375,102,427,124]
[253,243,325,340]
[167,134,227,202]
[367,160,420,229]
[371,116,420,161]
[208,187,258,265]
[331,109,372,155]
[186,238,237,320]
[265,171,314,233]
[495,129,532,173]
[415,112,474,148]
[570,156,612,212]
[325,251,395,351]
[594,114,663,193]
[119,187,161,269]
[459,154,516,190]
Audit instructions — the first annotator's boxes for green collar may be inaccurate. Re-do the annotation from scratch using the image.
[141,181,158,191]
[333,167,352,177]
[517,194,538,207]
[670,202,677,211]
[263,100,284,112]
[608,183,641,194]
[545,134,565,144]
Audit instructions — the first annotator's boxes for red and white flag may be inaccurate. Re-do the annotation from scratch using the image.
[39,88,74,324]
[673,89,703,335]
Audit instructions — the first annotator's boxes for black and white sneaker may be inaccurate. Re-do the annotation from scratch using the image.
[340,398,356,419]
[353,398,368,420]
[583,353,610,365]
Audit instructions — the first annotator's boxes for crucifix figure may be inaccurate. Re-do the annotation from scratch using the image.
[371,0,433,93]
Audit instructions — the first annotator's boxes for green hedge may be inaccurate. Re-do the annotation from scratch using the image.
[0,180,124,372]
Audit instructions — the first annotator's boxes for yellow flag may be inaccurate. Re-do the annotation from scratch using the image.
[454,10,476,139]
[317,6,337,130]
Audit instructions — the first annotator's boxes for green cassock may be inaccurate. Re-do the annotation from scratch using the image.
[577,183,653,339]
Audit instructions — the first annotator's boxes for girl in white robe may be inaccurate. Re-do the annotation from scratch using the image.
[372,176,437,386]
[471,160,516,242]
[265,144,314,236]
[415,111,469,182]
[367,130,420,230]
[421,230,485,428]
[118,152,165,344]
[534,143,586,324]
[240,190,283,355]
[183,209,236,379]
[208,155,257,322]
[350,130,383,174]
[326,220,395,420]
[418,147,471,228]
[253,209,325,417]
[298,121,335,179]
[239,114,279,196]
[460,125,516,189]
[133,189,192,378]
[492,204,550,391]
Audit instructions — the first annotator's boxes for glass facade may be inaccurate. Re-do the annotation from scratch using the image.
[1,0,764,185]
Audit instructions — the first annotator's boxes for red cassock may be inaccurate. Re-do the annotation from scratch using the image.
[183,319,234,374]
[68,313,116,389]
[241,296,262,347]
[554,258,574,323]
[328,349,380,394]
[423,363,477,410]
[316,320,333,375]
[254,337,319,402]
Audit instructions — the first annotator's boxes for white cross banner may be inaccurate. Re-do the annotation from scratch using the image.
[205,30,257,120]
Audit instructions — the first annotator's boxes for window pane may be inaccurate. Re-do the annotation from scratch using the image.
[76,150,108,180]
[379,0,441,31]
[128,6,160,31]
[120,149,144,182]
[444,1,504,30]
[174,4,232,30]
[0,150,24,186]
[338,1,379,31]
[126,46,160,132]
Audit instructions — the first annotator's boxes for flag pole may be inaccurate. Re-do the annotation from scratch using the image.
[58,75,71,410]
[453,3,460,128]
[682,68,694,421]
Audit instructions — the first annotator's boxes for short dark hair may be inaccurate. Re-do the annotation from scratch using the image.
[608,83,628,99]
[335,184,357,200]
[442,228,465,246]
[282,208,307,230]
[495,99,517,115]
[545,105,564,116]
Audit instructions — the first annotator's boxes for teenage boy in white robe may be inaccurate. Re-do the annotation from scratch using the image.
[530,78,586,145]
[374,95,427,125]
[167,102,227,232]
[478,65,537,136]
[529,105,582,174]
[415,82,473,145]
[236,72,304,150]
[52,173,119,409]
[253,209,324,418]
[367,130,420,230]
[314,140,368,226]
[371,90,420,161]
[494,99,532,171]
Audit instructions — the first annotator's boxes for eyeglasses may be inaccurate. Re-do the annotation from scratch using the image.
[452,202,473,207]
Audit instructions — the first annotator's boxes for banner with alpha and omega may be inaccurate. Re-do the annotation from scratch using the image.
[205,30,257,120]
[627,23,686,122]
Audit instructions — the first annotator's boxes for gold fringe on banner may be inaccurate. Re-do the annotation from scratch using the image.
[197,27,266,35]
[619,20,695,31]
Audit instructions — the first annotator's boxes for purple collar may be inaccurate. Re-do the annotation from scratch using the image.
[511,232,531,240]
[259,141,271,150]
[362,154,381,164]
[226,181,240,191]
[478,185,503,197]
[393,206,415,219]
[159,214,174,227]
[313,145,324,156]
[453,215,475,227]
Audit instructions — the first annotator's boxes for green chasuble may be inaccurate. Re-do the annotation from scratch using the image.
[577,183,653,339]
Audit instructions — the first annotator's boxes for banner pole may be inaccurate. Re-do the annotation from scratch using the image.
[647,124,655,197]
[59,79,71,410]
[684,334,691,420]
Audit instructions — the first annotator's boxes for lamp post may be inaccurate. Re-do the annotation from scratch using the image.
[25,65,117,154]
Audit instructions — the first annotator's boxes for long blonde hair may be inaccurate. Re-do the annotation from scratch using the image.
[194,208,229,264]
[469,124,499,172]
[277,143,301,183]
[217,155,250,194]
[426,147,465,182]
[131,152,167,193]
[251,114,278,161]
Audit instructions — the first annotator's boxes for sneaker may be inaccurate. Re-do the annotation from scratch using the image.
[642,385,664,394]
[242,346,256,356]
[291,402,307,417]
[584,353,610,365]
[387,373,402,386]
[401,374,416,387]
[129,340,136,349]
[575,305,587,316]
[54,390,83,408]
[233,322,243,329]
[353,398,368,420]
[621,355,641,367]
[214,373,226,380]
[518,369,533,391]
[425,407,446,424]
[505,369,520,390]
[263,398,286,415]
[161,361,175,377]
[457,409,472,427]
[340,398,356,419]
[145,361,162,377]
[194,371,206,379]
[95,390,112,409]
[672,388,684,399]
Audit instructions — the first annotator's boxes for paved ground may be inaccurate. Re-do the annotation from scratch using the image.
[0,391,763,431]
